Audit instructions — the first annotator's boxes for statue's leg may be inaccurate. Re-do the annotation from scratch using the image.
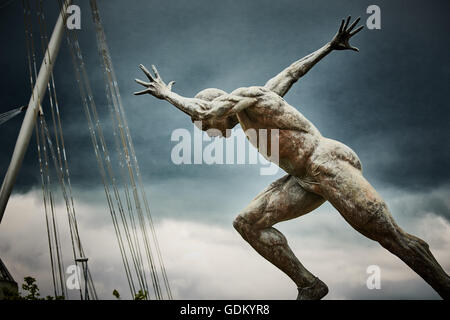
[233,174,328,299]
[316,161,450,299]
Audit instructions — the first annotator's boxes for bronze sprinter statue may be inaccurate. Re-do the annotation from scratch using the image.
[134,17,450,300]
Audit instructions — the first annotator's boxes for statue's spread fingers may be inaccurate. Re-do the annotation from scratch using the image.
[134,89,150,95]
[135,78,150,87]
[151,65,160,79]
[343,16,351,31]
[349,25,364,37]
[167,81,176,90]
[139,64,155,82]
[339,19,345,33]
[347,17,361,32]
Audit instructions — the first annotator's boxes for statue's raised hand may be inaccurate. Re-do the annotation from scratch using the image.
[134,64,175,99]
[330,16,364,52]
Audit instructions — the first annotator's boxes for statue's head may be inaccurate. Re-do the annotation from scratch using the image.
[193,88,238,137]
[195,88,227,101]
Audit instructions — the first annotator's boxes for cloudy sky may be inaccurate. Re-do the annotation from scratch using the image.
[0,0,449,299]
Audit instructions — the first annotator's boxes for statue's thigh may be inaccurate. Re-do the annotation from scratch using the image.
[238,175,325,229]
[316,160,397,240]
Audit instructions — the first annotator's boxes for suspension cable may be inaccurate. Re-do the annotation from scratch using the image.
[57,0,141,297]
[22,0,67,298]
[35,0,98,299]
[89,0,172,299]
[53,0,172,299]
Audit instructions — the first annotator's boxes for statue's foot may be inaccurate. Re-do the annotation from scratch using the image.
[296,277,329,300]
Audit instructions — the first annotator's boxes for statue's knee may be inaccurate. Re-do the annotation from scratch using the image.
[233,216,247,234]
[233,215,263,237]
[233,215,260,241]
[233,215,287,246]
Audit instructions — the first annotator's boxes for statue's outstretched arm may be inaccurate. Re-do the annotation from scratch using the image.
[134,64,256,120]
[265,16,364,97]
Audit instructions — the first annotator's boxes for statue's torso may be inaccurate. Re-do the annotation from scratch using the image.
[233,86,361,179]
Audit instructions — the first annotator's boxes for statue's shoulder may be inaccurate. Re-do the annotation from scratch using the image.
[230,86,271,98]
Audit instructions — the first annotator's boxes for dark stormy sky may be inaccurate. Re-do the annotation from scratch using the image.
[0,0,449,299]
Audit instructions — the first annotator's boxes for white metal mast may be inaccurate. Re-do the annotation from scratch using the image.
[0,0,71,223]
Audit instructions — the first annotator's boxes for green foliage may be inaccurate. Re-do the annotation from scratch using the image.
[22,276,40,300]
[134,289,147,300]
[112,289,148,300]
[2,276,65,300]
[112,289,120,300]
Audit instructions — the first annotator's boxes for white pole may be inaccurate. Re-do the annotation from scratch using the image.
[0,0,71,223]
